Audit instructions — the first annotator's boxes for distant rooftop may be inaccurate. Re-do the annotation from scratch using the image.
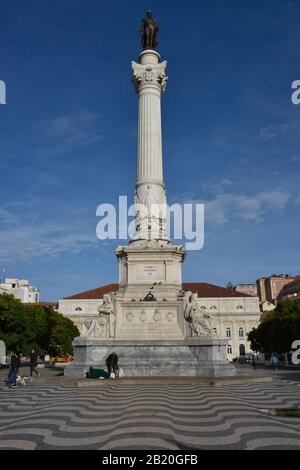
[63,282,253,300]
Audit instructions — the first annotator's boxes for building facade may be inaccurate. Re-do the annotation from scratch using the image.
[279,277,300,301]
[0,278,39,303]
[256,275,296,304]
[233,284,257,297]
[59,282,261,361]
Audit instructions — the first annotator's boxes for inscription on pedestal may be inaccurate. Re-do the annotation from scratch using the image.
[137,263,165,281]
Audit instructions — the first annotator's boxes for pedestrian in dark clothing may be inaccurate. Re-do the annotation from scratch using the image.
[252,354,256,370]
[8,351,20,387]
[30,349,40,377]
[271,355,279,371]
[106,352,119,378]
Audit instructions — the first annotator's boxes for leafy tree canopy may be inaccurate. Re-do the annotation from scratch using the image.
[0,294,79,356]
[248,300,300,354]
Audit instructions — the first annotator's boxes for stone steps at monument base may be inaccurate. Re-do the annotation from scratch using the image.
[76,375,273,388]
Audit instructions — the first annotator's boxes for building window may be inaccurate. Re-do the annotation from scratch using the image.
[226,328,231,338]
[227,345,232,355]
[213,328,217,334]
[239,344,246,356]
[75,307,82,312]
[239,327,244,337]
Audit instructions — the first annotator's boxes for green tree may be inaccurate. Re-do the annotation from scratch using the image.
[0,294,79,356]
[0,294,24,352]
[45,308,79,355]
[226,281,234,289]
[248,300,300,355]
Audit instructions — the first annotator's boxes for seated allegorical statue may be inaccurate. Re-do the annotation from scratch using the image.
[98,293,116,338]
[184,292,214,337]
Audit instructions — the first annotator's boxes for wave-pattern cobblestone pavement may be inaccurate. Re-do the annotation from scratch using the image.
[0,371,300,450]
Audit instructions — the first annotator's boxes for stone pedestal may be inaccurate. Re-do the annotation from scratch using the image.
[65,338,237,378]
[116,240,185,294]
[115,300,185,340]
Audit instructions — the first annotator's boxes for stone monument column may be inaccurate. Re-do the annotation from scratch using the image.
[115,32,185,296]
[65,11,236,379]
[132,50,168,241]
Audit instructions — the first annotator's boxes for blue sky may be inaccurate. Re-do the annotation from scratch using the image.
[0,0,299,301]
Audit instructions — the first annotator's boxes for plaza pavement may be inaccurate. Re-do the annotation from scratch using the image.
[0,365,300,450]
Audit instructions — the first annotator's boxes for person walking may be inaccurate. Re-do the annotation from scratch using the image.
[30,349,40,377]
[8,351,20,388]
[252,354,257,370]
[271,355,279,371]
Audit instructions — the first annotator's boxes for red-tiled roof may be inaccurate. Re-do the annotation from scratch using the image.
[64,284,118,300]
[63,282,251,300]
[24,302,58,307]
[182,283,252,298]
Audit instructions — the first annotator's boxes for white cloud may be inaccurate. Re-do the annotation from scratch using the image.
[0,202,97,264]
[34,111,103,155]
[259,125,288,142]
[202,178,234,194]
[205,190,290,226]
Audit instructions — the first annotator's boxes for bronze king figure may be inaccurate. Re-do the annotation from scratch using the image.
[140,10,159,50]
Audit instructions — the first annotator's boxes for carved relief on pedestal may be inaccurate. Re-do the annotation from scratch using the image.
[126,312,134,322]
[153,310,161,323]
[139,310,147,323]
[81,318,106,338]
[166,312,175,322]
[82,320,92,334]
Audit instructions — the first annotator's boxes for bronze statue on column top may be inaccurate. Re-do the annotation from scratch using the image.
[140,10,159,50]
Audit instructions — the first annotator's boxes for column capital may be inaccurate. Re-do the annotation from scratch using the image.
[132,61,168,94]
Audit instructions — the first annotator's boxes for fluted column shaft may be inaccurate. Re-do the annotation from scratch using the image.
[137,88,163,183]
[131,50,168,241]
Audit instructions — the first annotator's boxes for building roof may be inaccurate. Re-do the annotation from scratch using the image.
[24,302,58,308]
[269,274,294,279]
[64,284,119,300]
[183,283,253,298]
[234,283,256,287]
[280,277,300,295]
[63,282,252,300]
[285,277,300,287]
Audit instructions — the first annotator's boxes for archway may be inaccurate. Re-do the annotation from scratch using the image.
[239,344,246,356]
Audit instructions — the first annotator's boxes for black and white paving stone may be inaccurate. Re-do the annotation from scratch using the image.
[0,367,300,450]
